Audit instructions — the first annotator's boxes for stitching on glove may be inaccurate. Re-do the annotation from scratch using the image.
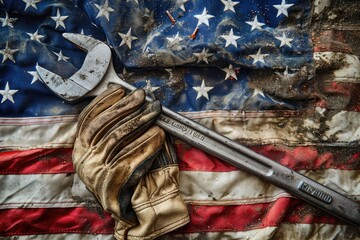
[132,189,180,211]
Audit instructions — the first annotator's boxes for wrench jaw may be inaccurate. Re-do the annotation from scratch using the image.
[36,65,90,102]
[36,33,112,102]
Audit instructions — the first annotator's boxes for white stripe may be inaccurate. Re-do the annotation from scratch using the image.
[160,223,359,240]
[180,169,360,204]
[2,109,360,149]
[0,173,96,209]
[180,109,304,119]
[1,169,358,209]
[314,52,360,83]
[272,223,360,240]
[180,170,292,204]
[304,168,360,197]
[4,234,114,240]
[183,110,360,146]
[325,110,360,142]
[0,116,77,149]
[313,0,330,15]
[159,226,278,240]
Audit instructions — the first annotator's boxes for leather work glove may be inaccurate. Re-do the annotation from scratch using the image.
[72,85,189,239]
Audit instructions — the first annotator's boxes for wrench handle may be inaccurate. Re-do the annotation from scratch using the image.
[115,77,360,225]
[158,108,360,226]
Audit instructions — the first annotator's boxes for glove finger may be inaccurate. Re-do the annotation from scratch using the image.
[91,96,147,147]
[96,100,162,159]
[81,89,146,146]
[108,123,165,166]
[77,84,126,138]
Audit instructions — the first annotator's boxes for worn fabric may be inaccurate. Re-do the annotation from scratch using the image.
[0,0,360,239]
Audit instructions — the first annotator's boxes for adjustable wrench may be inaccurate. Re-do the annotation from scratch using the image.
[37,33,360,226]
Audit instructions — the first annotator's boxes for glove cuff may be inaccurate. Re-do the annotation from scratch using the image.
[114,165,189,240]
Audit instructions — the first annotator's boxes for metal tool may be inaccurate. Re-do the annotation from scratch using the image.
[37,33,360,226]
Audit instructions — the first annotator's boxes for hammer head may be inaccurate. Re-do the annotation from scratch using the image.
[36,33,111,102]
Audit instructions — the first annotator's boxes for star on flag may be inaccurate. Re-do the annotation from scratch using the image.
[273,0,294,17]
[53,50,70,62]
[275,32,293,47]
[51,9,69,29]
[177,0,189,11]
[251,88,266,98]
[118,28,138,49]
[0,82,18,104]
[194,7,214,27]
[193,80,213,100]
[166,32,183,51]
[220,28,241,48]
[275,66,295,80]
[193,48,213,64]
[95,0,115,21]
[27,64,41,84]
[23,0,41,10]
[249,48,269,65]
[0,42,19,63]
[246,15,265,31]
[221,0,239,13]
[26,30,44,42]
[0,11,18,28]
[143,80,160,98]
[222,64,238,80]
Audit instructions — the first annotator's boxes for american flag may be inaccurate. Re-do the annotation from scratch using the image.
[1,0,360,239]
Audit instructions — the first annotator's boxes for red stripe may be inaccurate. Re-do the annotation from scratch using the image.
[0,148,74,174]
[176,144,238,172]
[0,207,114,236]
[1,144,359,175]
[316,82,360,111]
[0,198,343,236]
[178,198,342,233]
[177,144,360,171]
[251,145,360,171]
[313,30,352,53]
